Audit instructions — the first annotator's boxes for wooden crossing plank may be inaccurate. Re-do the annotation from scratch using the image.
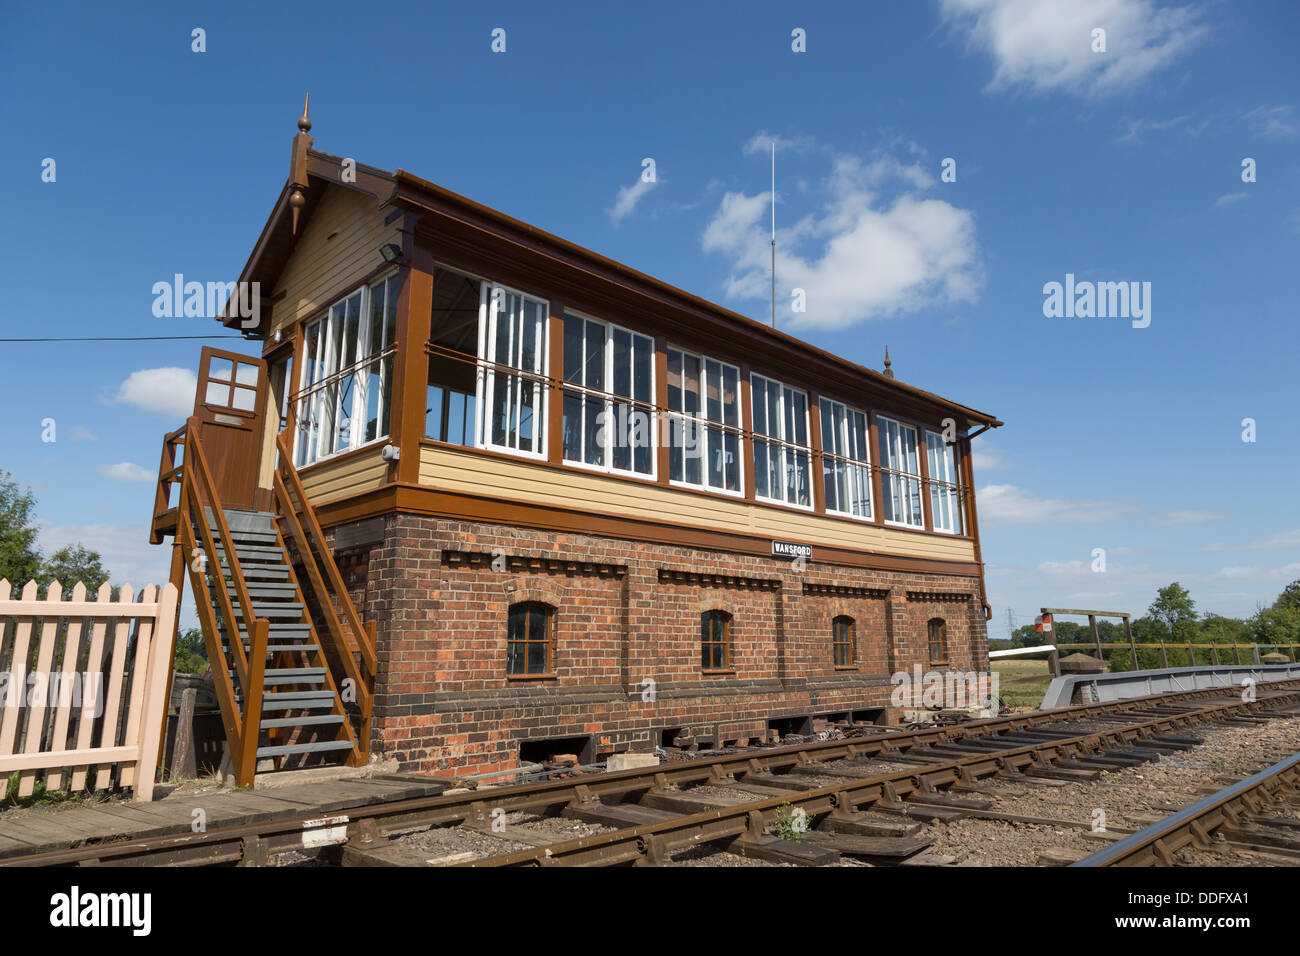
[563,800,678,828]
[799,830,933,860]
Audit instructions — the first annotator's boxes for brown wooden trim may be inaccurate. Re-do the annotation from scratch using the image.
[808,390,825,515]
[654,333,669,486]
[391,218,434,486]
[548,305,565,466]
[310,480,983,579]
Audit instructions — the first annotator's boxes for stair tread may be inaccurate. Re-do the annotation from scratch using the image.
[261,714,346,729]
[256,740,353,758]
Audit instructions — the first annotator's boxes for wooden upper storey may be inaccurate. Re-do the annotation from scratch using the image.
[223,124,1000,586]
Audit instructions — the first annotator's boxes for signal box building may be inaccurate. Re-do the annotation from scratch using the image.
[150,104,1002,781]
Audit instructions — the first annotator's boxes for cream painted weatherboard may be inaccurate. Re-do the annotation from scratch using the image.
[417,444,975,562]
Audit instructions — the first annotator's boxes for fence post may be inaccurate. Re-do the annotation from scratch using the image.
[1158,641,1168,668]
[1089,614,1103,662]
[1123,616,1138,670]
[133,583,178,802]
[1048,648,1061,677]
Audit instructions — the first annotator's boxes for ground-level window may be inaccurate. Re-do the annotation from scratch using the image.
[877,415,923,528]
[927,618,947,664]
[507,602,554,676]
[833,616,855,666]
[924,430,962,534]
[701,610,731,671]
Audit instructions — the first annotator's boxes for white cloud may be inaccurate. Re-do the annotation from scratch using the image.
[970,435,1008,470]
[702,151,979,330]
[1203,529,1300,553]
[1118,113,1198,142]
[978,483,1139,524]
[111,367,197,418]
[1245,105,1299,140]
[35,520,170,590]
[1214,192,1247,207]
[609,174,659,225]
[940,0,1208,98]
[1215,563,1300,583]
[70,426,97,441]
[98,461,154,482]
[743,131,814,155]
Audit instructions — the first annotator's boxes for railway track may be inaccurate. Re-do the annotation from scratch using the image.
[1075,748,1300,867]
[4,678,1299,867]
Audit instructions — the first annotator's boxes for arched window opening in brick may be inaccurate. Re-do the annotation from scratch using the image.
[700,609,732,671]
[927,618,947,665]
[833,616,855,667]
[507,602,555,676]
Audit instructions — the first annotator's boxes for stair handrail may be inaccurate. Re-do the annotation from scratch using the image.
[273,431,377,681]
[182,419,273,775]
[171,433,245,759]
[149,423,188,544]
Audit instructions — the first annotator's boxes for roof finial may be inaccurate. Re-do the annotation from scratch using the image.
[883,346,894,379]
[298,93,312,133]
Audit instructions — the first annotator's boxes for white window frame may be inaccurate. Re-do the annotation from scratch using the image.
[925,429,962,535]
[475,281,549,461]
[877,415,924,529]
[819,397,873,521]
[293,271,398,468]
[561,311,657,479]
[665,346,744,497]
[751,373,814,511]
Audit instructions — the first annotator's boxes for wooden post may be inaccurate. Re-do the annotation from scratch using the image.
[1211,643,1220,665]
[1123,616,1138,670]
[1048,647,1061,677]
[1232,643,1241,665]
[1159,641,1168,668]
[169,688,198,781]
[1089,614,1103,663]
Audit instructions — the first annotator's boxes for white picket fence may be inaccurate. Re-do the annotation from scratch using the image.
[0,579,177,802]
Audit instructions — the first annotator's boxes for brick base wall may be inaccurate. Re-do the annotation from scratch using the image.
[331,514,990,777]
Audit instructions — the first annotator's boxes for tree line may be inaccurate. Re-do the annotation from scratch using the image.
[991,581,1300,671]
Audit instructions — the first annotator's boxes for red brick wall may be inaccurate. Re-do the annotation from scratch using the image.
[331,514,990,776]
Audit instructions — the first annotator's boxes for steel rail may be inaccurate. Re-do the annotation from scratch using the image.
[4,679,1297,867]
[1074,749,1300,867]
[462,688,1300,866]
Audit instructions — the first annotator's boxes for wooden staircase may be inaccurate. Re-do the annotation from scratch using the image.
[151,418,376,787]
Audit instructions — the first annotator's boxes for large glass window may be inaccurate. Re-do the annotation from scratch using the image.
[480,285,547,457]
[820,398,872,519]
[507,603,554,676]
[562,314,654,475]
[426,265,481,446]
[877,415,922,528]
[751,374,811,507]
[925,430,962,534]
[666,348,741,493]
[295,274,398,467]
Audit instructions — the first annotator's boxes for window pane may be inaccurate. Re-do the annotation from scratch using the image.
[234,363,259,386]
[527,640,548,674]
[562,390,582,462]
[204,382,229,406]
[564,317,584,383]
[231,386,257,412]
[209,358,233,382]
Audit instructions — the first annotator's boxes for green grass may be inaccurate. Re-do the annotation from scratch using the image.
[1,771,112,810]
[990,658,1056,711]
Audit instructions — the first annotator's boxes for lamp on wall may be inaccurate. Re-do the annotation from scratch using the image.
[380,243,405,265]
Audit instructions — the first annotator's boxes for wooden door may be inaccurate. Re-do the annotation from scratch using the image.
[191,347,270,512]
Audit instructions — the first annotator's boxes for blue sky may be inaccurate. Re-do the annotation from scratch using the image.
[1,0,1297,638]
